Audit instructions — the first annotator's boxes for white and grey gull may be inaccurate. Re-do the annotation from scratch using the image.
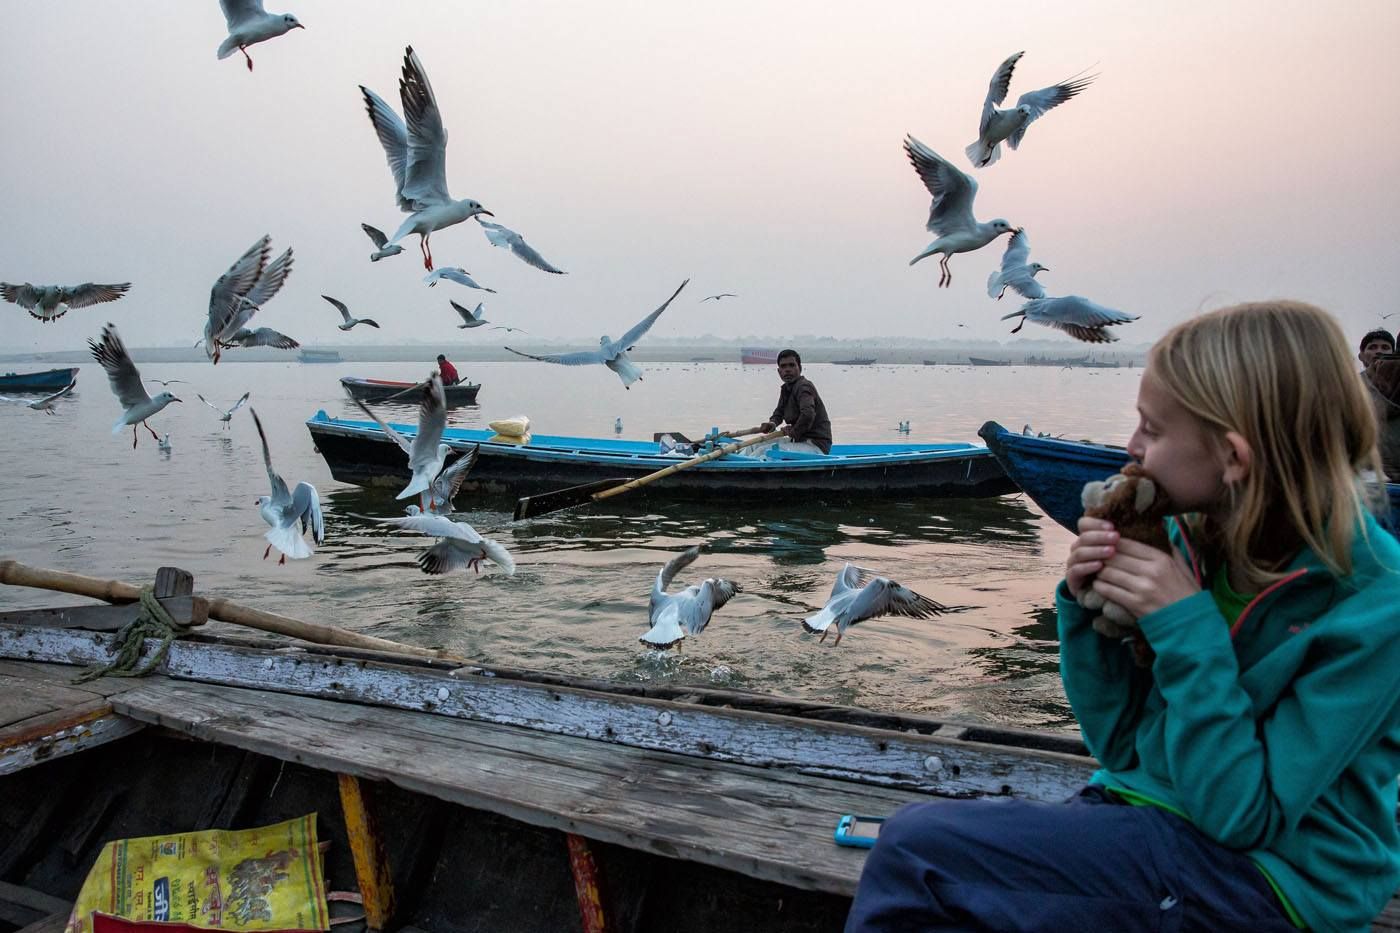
[802,563,948,646]
[0,379,76,414]
[216,0,303,72]
[351,374,452,510]
[322,295,380,331]
[251,408,324,563]
[477,218,566,274]
[966,52,1095,168]
[986,229,1048,300]
[425,267,496,293]
[451,300,488,328]
[1,282,130,322]
[203,235,295,363]
[903,136,1017,287]
[197,391,250,428]
[361,223,403,262]
[640,546,739,650]
[88,324,182,447]
[1001,295,1138,343]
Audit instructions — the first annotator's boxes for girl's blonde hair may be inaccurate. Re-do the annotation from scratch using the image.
[1149,300,1383,588]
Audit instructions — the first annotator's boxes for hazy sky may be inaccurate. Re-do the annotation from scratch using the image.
[3,1,1399,352]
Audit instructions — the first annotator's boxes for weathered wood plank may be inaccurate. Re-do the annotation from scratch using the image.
[0,700,145,776]
[0,626,1097,800]
[0,597,207,632]
[111,679,931,896]
[0,671,103,728]
[0,660,130,698]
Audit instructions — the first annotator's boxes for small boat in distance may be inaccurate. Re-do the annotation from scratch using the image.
[0,366,79,393]
[968,356,1012,366]
[298,348,343,364]
[831,357,877,366]
[340,376,480,407]
[741,346,780,365]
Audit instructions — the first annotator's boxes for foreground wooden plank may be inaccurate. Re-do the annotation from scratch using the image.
[112,679,933,896]
[0,699,145,776]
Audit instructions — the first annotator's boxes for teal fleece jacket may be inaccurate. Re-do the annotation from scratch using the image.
[1057,513,1400,932]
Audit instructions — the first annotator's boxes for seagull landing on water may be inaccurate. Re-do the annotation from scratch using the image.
[640,546,739,650]
[373,509,514,575]
[361,223,403,262]
[903,136,1017,288]
[451,300,488,328]
[802,563,948,647]
[966,52,1095,169]
[88,324,181,448]
[505,279,689,389]
[1002,295,1138,344]
[0,379,76,414]
[987,229,1048,301]
[158,434,172,452]
[352,375,451,510]
[216,0,303,72]
[1,282,130,322]
[411,445,479,517]
[477,218,566,274]
[197,391,250,428]
[361,47,493,271]
[425,267,496,293]
[204,235,294,363]
[322,295,380,331]
[251,408,323,564]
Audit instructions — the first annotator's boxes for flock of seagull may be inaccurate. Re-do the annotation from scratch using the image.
[0,3,1139,650]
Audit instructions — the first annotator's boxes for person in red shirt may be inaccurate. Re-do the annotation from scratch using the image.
[436,354,460,386]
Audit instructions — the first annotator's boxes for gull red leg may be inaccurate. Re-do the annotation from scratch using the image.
[818,628,829,643]
[263,543,272,560]
[279,554,286,566]
[146,422,160,441]
[132,424,139,448]
[420,237,432,271]
[833,629,844,647]
[241,47,253,71]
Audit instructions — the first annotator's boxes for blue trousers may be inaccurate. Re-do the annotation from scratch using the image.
[844,786,1298,932]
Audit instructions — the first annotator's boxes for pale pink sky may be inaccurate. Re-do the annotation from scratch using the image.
[2,0,1398,351]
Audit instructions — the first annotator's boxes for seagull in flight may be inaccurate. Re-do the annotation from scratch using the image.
[322,295,380,331]
[225,327,299,349]
[204,235,294,363]
[425,267,496,292]
[361,46,493,270]
[477,218,566,274]
[216,0,303,72]
[904,136,1016,287]
[966,52,1095,168]
[451,300,487,328]
[986,229,1048,300]
[802,563,948,647]
[361,223,403,262]
[701,293,737,302]
[505,279,688,388]
[88,323,182,448]
[0,379,76,414]
[414,445,479,517]
[490,325,528,334]
[1001,295,1138,343]
[144,378,188,388]
[373,509,515,576]
[640,545,739,650]
[1,282,130,322]
[197,391,250,428]
[352,374,452,509]
[251,408,324,564]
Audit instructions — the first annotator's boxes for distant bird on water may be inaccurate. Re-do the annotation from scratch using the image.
[986,229,1048,300]
[203,235,294,363]
[614,416,623,434]
[802,563,947,646]
[361,46,493,270]
[0,379,76,414]
[505,279,689,389]
[158,433,173,453]
[477,218,567,274]
[640,546,739,650]
[216,0,304,72]
[251,408,324,564]
[88,323,182,448]
[903,136,1017,288]
[352,374,451,510]
[1,282,130,322]
[452,300,488,328]
[322,295,380,331]
[197,391,250,428]
[361,223,403,262]
[1001,295,1138,344]
[966,52,1095,169]
[701,293,737,302]
[425,267,496,293]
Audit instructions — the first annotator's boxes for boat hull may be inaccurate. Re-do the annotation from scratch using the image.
[979,420,1400,532]
[0,367,78,392]
[340,377,480,406]
[308,411,1016,501]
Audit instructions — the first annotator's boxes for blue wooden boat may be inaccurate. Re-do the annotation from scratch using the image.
[306,410,1016,502]
[0,367,78,393]
[978,420,1400,532]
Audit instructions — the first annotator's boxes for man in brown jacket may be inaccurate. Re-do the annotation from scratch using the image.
[731,349,833,454]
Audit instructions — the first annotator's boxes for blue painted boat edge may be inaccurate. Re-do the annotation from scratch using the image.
[0,367,80,391]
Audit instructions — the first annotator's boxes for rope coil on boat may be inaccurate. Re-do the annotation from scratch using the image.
[73,586,192,683]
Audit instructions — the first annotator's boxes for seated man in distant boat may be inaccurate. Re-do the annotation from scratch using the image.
[436,354,461,386]
[1359,329,1400,478]
[729,349,833,455]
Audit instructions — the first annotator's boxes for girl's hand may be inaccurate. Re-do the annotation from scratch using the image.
[1091,538,1199,618]
[1066,516,1119,599]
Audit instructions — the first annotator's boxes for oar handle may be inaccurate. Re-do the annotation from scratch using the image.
[590,430,786,502]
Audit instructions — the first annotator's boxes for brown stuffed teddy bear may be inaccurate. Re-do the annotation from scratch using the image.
[1076,463,1173,666]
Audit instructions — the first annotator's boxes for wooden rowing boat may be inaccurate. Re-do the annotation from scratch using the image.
[340,377,481,407]
[0,367,78,393]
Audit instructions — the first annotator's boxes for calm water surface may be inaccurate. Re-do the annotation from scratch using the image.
[0,359,1143,732]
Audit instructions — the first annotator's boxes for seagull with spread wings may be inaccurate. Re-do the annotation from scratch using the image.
[413,445,479,517]
[505,279,688,388]
[203,235,294,363]
[372,509,514,576]
[361,46,493,271]
[352,374,452,510]
[197,391,250,428]
[986,229,1049,300]
[451,300,488,328]
[224,327,299,349]
[477,218,566,274]
[640,546,740,650]
[0,379,76,415]
[700,293,737,303]
[216,0,303,72]
[1,282,130,322]
[904,136,1017,288]
[250,408,324,564]
[88,324,182,448]
[966,52,1095,168]
[424,267,496,292]
[361,223,403,262]
[802,564,948,646]
[1001,295,1138,343]
[322,295,380,331]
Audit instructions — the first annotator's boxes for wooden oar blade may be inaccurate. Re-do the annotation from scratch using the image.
[513,479,629,520]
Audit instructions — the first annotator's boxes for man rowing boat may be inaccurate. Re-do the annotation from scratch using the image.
[729,349,832,455]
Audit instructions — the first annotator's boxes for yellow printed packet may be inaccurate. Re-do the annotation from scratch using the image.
[66,814,330,933]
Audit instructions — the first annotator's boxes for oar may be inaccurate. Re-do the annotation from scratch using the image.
[513,430,785,520]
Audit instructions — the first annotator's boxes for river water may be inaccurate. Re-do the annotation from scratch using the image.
[0,359,1143,732]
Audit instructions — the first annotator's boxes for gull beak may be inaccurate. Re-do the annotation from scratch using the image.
[172,397,183,403]
[999,310,1023,320]
[294,22,305,29]
[478,210,495,218]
